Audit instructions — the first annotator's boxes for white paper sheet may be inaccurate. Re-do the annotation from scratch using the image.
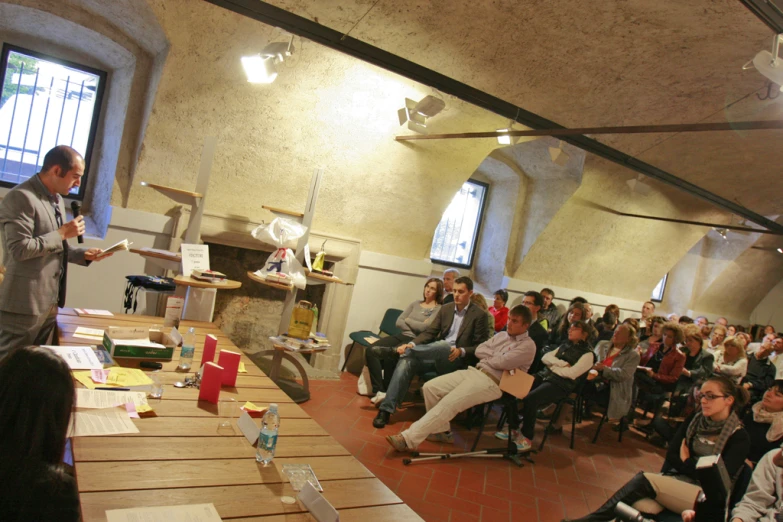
[44,345,103,370]
[75,308,114,316]
[75,389,150,410]
[106,503,223,522]
[181,243,210,276]
[73,326,105,340]
[237,411,259,445]
[68,408,140,437]
[298,481,339,522]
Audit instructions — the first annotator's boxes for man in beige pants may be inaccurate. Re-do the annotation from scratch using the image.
[386,305,536,452]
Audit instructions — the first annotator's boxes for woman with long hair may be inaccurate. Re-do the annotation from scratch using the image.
[587,324,640,421]
[565,375,750,522]
[713,336,748,385]
[365,278,444,402]
[549,302,587,347]
[0,346,79,521]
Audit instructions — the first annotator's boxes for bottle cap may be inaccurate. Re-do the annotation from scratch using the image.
[270,403,278,409]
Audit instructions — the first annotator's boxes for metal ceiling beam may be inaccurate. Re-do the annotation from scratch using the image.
[204,0,783,234]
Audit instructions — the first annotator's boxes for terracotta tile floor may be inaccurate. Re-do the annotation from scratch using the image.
[300,373,667,522]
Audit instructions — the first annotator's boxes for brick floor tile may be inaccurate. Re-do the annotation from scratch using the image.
[425,489,482,518]
[458,469,486,493]
[480,504,512,522]
[396,472,431,502]
[537,498,565,522]
[430,470,460,496]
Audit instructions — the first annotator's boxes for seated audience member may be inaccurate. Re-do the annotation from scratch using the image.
[489,289,509,333]
[586,324,640,421]
[521,291,549,373]
[717,316,729,327]
[385,306,536,452]
[441,268,459,304]
[679,315,694,324]
[515,320,595,452]
[700,324,713,344]
[765,325,777,337]
[634,322,685,424]
[567,376,750,522]
[714,336,748,385]
[471,294,495,339]
[769,338,783,379]
[583,302,594,325]
[741,341,777,404]
[730,448,783,522]
[0,346,80,521]
[695,316,709,328]
[742,382,783,466]
[570,296,588,305]
[639,300,656,329]
[365,278,443,401]
[736,325,747,333]
[594,304,620,327]
[372,276,489,428]
[549,302,587,348]
[675,326,714,397]
[595,311,617,342]
[539,287,560,332]
[728,325,737,337]
[667,313,679,323]
[637,316,665,355]
[706,324,728,355]
[622,317,640,332]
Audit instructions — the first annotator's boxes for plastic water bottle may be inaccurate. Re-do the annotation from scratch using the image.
[256,403,280,465]
[177,327,196,371]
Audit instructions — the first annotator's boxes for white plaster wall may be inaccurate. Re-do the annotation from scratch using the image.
[751,279,783,331]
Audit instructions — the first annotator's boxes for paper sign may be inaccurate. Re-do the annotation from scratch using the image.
[238,362,247,373]
[75,389,150,411]
[298,481,339,522]
[44,345,103,370]
[237,411,260,445]
[75,308,113,316]
[106,503,223,522]
[304,243,313,271]
[91,369,110,383]
[169,327,183,346]
[165,296,185,328]
[73,326,105,341]
[180,243,210,276]
[68,408,140,437]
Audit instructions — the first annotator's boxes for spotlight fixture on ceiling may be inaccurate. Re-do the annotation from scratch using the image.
[778,247,783,254]
[397,95,446,133]
[744,33,783,90]
[241,36,295,84]
[548,140,570,167]
[713,227,729,240]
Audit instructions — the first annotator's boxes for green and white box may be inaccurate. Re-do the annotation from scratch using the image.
[102,326,177,360]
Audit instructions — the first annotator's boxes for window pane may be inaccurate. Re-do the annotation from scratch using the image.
[0,47,102,196]
[651,273,667,302]
[430,180,488,267]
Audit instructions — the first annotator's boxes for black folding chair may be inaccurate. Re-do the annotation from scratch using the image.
[538,380,588,451]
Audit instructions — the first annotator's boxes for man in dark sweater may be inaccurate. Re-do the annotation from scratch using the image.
[742,341,777,404]
[522,291,549,374]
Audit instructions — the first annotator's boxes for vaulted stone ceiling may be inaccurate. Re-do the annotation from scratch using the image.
[265,0,782,217]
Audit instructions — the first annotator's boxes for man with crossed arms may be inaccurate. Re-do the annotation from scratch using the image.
[385,305,535,452]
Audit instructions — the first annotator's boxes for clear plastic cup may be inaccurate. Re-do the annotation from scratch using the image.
[148,371,163,398]
[218,398,237,432]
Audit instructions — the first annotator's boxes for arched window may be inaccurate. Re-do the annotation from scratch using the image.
[430,179,488,268]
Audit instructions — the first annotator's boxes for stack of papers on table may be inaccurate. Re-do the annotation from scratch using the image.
[73,367,153,390]
[73,326,105,341]
[75,388,153,413]
[68,407,140,437]
[75,308,114,317]
[44,345,104,370]
[270,335,330,352]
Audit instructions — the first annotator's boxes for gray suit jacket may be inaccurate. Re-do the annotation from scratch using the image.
[595,340,640,419]
[411,302,490,367]
[0,175,89,316]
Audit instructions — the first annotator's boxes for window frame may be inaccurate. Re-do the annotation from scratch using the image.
[651,273,668,303]
[0,43,107,200]
[429,178,490,269]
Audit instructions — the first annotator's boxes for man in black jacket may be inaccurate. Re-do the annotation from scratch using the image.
[373,276,489,428]
[522,291,549,374]
[742,341,777,403]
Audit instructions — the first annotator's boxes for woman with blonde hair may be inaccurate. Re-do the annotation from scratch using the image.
[470,293,495,339]
[713,336,748,385]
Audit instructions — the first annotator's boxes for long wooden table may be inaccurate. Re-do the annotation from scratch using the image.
[59,309,423,522]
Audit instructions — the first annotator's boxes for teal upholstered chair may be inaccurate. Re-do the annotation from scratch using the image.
[342,308,403,371]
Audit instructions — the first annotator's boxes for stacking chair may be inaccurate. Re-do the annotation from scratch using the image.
[538,380,588,451]
[591,406,627,444]
[341,308,403,371]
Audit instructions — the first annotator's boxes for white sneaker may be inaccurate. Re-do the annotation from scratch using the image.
[370,392,386,406]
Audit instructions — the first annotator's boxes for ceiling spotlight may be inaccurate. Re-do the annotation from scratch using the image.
[744,34,783,91]
[777,247,783,254]
[548,140,570,167]
[496,118,522,145]
[241,37,295,84]
[713,227,729,240]
[398,95,446,133]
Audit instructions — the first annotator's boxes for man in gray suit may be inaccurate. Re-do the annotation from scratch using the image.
[373,276,490,428]
[0,146,110,358]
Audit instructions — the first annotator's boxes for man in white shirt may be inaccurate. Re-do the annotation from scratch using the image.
[639,301,655,328]
[705,324,727,355]
[385,305,536,452]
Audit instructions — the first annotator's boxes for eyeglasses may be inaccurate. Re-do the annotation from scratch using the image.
[697,392,727,401]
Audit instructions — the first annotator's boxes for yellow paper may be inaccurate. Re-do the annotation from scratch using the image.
[73,370,98,390]
[136,403,153,413]
[105,368,153,387]
[242,401,266,412]
[238,362,247,373]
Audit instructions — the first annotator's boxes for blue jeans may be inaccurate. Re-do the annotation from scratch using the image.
[379,341,462,414]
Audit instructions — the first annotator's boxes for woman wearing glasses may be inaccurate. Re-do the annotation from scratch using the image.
[565,375,750,522]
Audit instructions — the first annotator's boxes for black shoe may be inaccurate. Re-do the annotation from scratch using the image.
[373,410,390,429]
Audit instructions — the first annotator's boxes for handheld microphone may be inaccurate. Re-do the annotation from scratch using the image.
[70,201,84,244]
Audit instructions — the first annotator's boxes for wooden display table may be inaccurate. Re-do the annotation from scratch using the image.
[61,310,422,522]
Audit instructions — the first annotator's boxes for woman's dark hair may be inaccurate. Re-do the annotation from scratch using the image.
[769,380,783,395]
[679,315,694,324]
[662,322,685,344]
[556,302,586,341]
[570,296,588,305]
[493,289,509,305]
[706,374,750,412]
[0,347,75,472]
[622,317,640,331]
[736,325,746,333]
[605,304,620,318]
[423,277,445,305]
[602,311,617,326]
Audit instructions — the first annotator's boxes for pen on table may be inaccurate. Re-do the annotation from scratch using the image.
[95,387,131,391]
